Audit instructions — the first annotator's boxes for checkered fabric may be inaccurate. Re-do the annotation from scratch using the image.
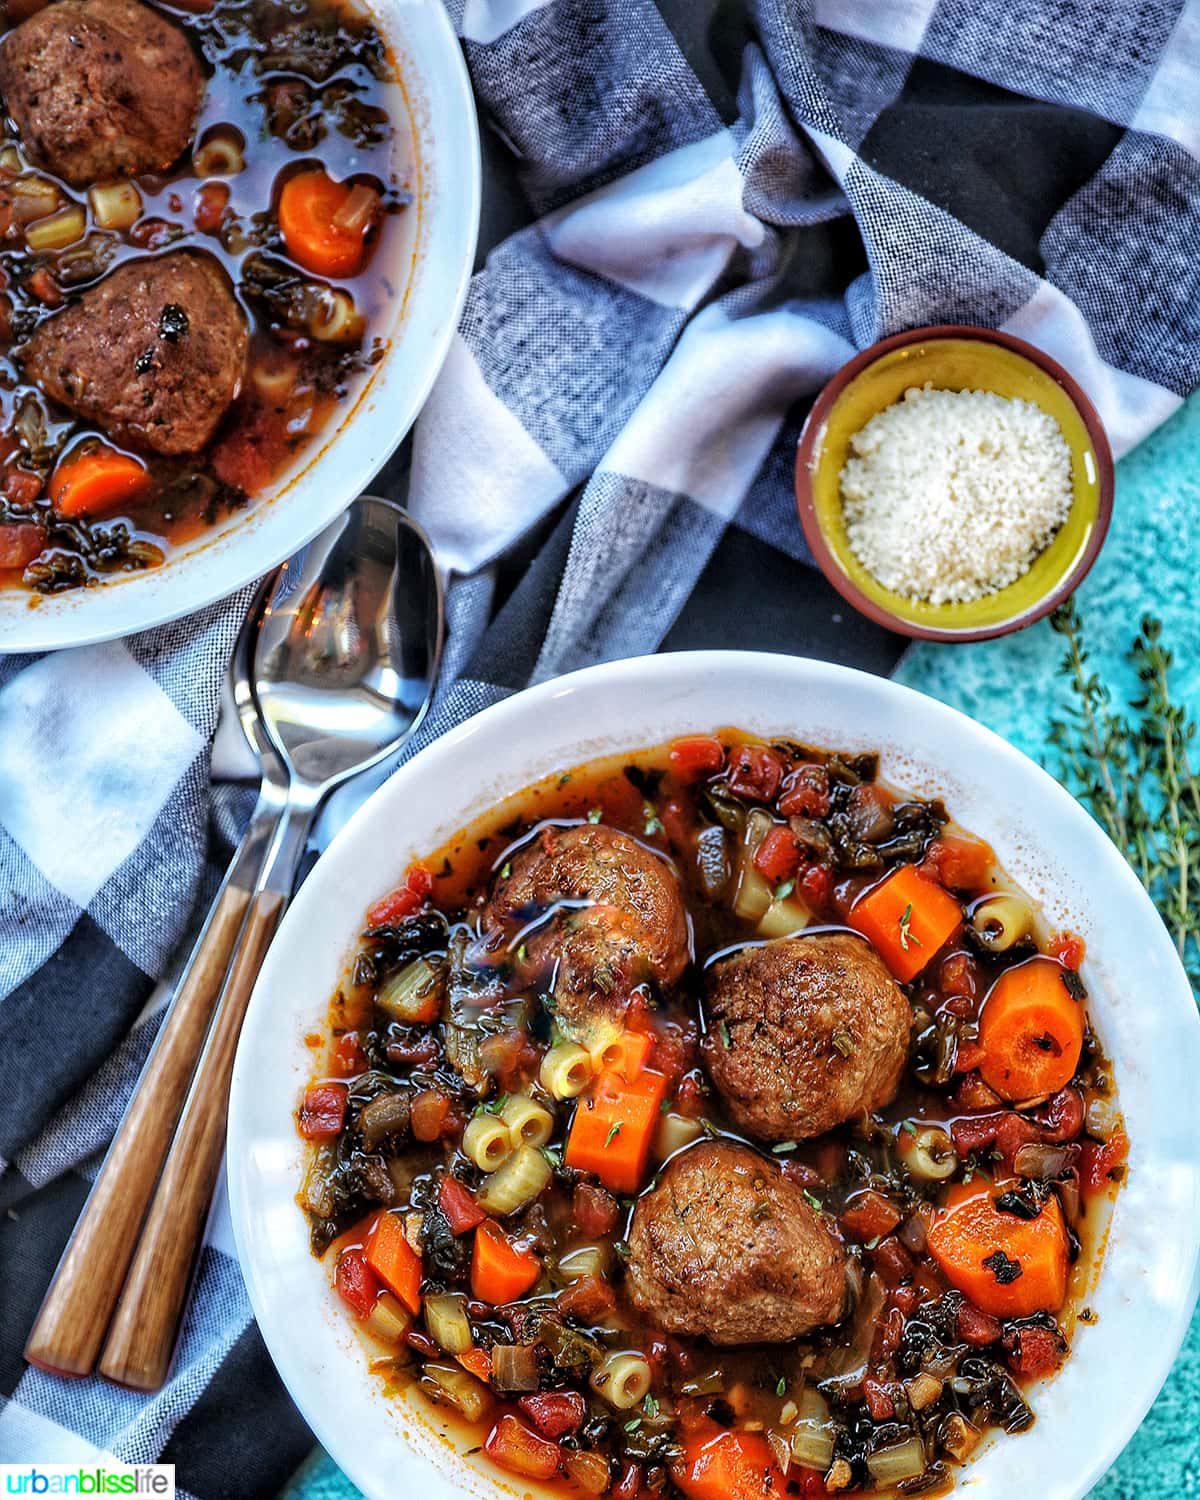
[2,0,1198,1493]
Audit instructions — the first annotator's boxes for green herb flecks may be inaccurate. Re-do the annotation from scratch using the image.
[898,902,921,952]
[774,878,796,901]
[643,802,665,837]
[605,1122,623,1149]
[587,806,603,824]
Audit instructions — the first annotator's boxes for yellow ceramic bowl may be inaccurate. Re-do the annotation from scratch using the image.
[795,326,1114,641]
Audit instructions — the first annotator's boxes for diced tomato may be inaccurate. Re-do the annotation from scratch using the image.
[653,796,689,851]
[863,1376,895,1421]
[951,1071,1002,1113]
[440,1175,486,1234]
[557,1274,616,1321]
[334,1247,380,1319]
[518,1391,586,1440]
[366,863,434,927]
[726,744,783,802]
[939,951,979,1000]
[669,735,725,782]
[778,763,830,818]
[26,266,62,307]
[953,1039,987,1074]
[675,1072,707,1118]
[950,1110,1004,1157]
[1003,1322,1066,1378]
[921,834,995,893]
[1033,1088,1085,1143]
[753,825,800,883]
[613,1460,643,1500]
[957,1301,1003,1346]
[994,1111,1041,1164]
[1079,1128,1129,1194]
[410,1089,450,1142]
[298,1082,348,1139]
[4,468,43,507]
[194,181,230,235]
[840,1189,902,1243]
[1048,930,1086,970]
[889,1283,918,1317]
[329,1032,365,1077]
[0,521,46,569]
[457,1347,492,1381]
[872,1304,905,1362]
[573,1182,620,1238]
[798,862,833,913]
[868,1235,914,1288]
[485,1415,562,1481]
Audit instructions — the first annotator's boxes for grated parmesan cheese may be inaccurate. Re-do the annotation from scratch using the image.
[839,384,1073,605]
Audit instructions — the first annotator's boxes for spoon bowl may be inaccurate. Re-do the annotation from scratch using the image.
[253,499,444,789]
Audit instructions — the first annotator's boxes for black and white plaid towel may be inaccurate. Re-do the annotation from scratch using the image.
[2,0,1198,1492]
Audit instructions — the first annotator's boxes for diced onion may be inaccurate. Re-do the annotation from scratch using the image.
[490,1343,540,1392]
[375,957,443,1023]
[866,1437,927,1486]
[756,894,811,940]
[563,1451,610,1495]
[420,1362,494,1424]
[365,1290,412,1346]
[331,182,380,234]
[423,1293,473,1355]
[11,176,60,226]
[790,1389,835,1472]
[89,181,142,231]
[557,1243,611,1282]
[476,1143,551,1217]
[653,1111,704,1163]
[590,1351,652,1410]
[25,204,85,251]
[251,352,299,405]
[1085,1094,1121,1140]
[732,810,775,922]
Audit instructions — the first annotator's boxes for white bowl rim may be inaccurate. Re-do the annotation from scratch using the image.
[0,0,479,654]
[228,650,1200,1500]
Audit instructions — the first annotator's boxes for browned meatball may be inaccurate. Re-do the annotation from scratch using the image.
[481,823,689,1051]
[23,254,247,456]
[0,0,203,187]
[625,1141,848,1344]
[703,933,910,1142]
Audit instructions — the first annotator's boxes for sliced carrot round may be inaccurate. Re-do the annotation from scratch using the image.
[978,956,1084,1101]
[278,168,377,279]
[927,1179,1071,1318]
[49,448,150,519]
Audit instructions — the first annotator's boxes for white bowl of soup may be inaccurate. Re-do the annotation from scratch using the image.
[0,0,478,651]
[228,652,1200,1500]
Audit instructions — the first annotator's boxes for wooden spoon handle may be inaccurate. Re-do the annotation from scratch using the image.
[24,882,251,1379]
[98,889,285,1392]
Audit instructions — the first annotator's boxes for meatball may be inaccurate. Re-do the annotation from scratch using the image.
[625,1140,848,1344]
[0,0,203,187]
[703,933,910,1142]
[481,823,689,1051]
[23,254,247,456]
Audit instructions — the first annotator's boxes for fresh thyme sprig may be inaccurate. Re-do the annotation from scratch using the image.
[1048,600,1200,990]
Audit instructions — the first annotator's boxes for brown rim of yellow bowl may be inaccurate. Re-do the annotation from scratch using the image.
[794,324,1115,644]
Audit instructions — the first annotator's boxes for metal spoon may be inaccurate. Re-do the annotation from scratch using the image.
[27,497,443,1390]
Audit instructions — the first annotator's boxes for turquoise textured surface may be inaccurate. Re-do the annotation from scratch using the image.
[280,392,1200,1500]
